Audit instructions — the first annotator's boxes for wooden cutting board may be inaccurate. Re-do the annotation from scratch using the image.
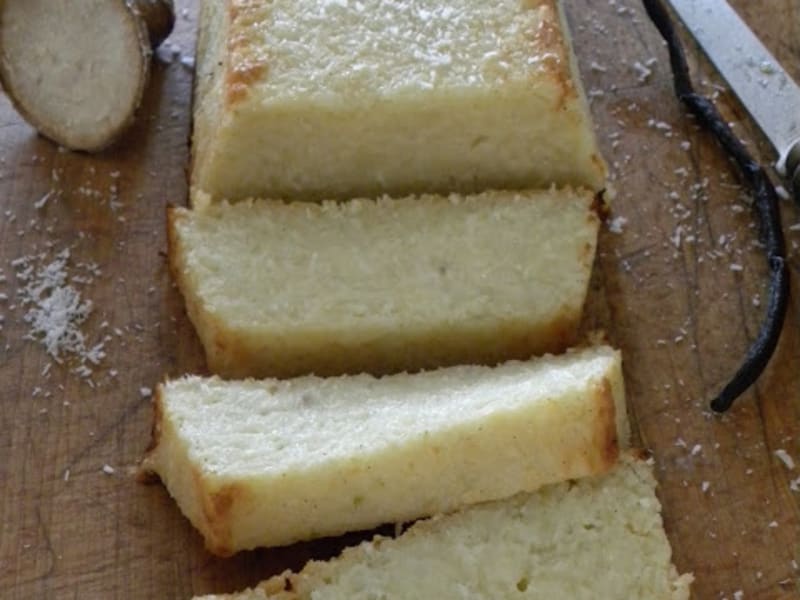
[1,1,798,598]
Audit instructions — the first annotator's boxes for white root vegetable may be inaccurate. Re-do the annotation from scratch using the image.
[0,0,175,151]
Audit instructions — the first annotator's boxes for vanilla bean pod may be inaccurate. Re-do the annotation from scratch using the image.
[642,0,789,413]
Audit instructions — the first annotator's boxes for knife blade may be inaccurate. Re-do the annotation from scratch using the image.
[667,0,800,200]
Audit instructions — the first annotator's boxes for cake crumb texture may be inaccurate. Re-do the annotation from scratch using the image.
[168,189,600,379]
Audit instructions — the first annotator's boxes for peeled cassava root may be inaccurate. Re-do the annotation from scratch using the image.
[0,0,175,151]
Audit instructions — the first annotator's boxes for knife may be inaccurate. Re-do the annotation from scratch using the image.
[667,0,800,201]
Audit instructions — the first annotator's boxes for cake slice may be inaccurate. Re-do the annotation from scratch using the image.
[141,346,628,556]
[168,189,600,380]
[193,454,692,599]
[192,0,606,205]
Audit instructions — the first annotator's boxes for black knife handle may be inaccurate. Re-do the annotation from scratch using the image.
[786,141,800,205]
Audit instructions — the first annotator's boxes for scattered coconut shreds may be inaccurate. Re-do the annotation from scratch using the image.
[631,60,652,83]
[774,449,796,470]
[102,464,115,475]
[733,591,744,600]
[13,249,106,378]
[790,477,800,493]
[33,190,52,210]
[139,387,153,399]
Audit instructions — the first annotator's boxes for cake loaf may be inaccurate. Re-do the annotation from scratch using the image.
[193,454,691,599]
[141,346,628,556]
[192,0,606,205]
[168,189,600,379]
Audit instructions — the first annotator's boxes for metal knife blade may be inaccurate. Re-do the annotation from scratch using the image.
[667,0,800,198]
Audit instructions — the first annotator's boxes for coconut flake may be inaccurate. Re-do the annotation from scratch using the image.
[774,449,795,470]
[607,216,628,234]
[13,249,107,378]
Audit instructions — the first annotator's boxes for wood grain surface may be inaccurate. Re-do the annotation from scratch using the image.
[1,1,799,598]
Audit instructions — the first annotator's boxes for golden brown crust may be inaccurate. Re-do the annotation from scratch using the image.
[216,0,578,111]
[134,370,236,557]
[195,468,238,557]
[579,207,599,263]
[136,384,167,484]
[167,209,201,360]
[167,207,219,375]
[165,207,183,282]
[192,0,235,198]
[590,190,611,222]
[592,377,620,471]
[550,0,608,188]
[522,2,576,112]
[590,154,608,188]
[169,206,242,379]
[224,0,269,107]
[531,373,620,480]
[203,307,583,380]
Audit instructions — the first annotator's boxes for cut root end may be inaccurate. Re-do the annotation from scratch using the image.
[0,0,175,151]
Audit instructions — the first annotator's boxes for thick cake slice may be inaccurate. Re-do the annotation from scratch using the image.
[193,455,692,599]
[192,0,606,205]
[141,346,628,555]
[168,189,600,380]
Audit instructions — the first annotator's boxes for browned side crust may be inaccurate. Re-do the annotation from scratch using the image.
[137,378,239,556]
[166,207,221,376]
[204,306,585,381]
[592,377,621,471]
[165,206,185,285]
[224,0,269,107]
[193,470,241,557]
[136,383,167,484]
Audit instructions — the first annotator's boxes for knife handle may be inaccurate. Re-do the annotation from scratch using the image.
[786,141,800,205]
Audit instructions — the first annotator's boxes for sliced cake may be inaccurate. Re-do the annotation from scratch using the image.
[192,0,606,204]
[141,346,628,555]
[168,189,600,379]
[193,454,692,599]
